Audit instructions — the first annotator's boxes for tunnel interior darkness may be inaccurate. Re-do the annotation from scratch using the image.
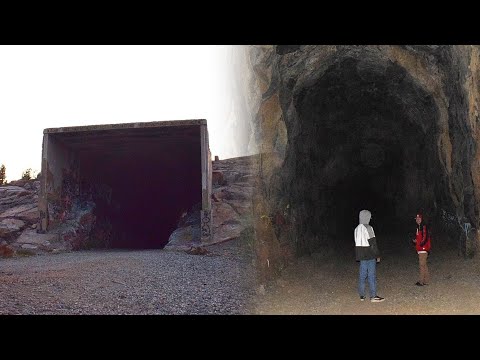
[53,125,201,249]
[288,57,449,253]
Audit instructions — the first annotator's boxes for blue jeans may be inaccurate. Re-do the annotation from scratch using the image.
[358,259,376,298]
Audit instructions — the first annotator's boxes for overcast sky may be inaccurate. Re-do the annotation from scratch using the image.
[0,45,237,182]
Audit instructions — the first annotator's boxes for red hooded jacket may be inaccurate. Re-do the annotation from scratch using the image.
[415,222,432,253]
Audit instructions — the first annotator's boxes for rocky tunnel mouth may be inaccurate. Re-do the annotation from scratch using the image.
[40,121,205,250]
[283,56,454,254]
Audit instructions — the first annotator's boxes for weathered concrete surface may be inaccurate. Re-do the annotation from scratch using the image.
[235,45,480,281]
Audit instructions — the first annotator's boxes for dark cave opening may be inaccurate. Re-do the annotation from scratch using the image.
[54,125,202,249]
[286,57,451,255]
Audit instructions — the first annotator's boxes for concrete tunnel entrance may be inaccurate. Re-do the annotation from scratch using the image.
[39,120,212,250]
[282,56,457,255]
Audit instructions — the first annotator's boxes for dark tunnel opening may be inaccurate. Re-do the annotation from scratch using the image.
[286,57,452,255]
[52,125,202,249]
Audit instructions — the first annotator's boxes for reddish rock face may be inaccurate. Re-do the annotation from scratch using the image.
[212,171,225,186]
[0,243,14,257]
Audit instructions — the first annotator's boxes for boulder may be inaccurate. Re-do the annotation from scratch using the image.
[0,218,26,238]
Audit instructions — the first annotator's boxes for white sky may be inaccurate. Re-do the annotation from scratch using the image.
[0,45,238,182]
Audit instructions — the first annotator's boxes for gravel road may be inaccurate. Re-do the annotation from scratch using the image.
[0,240,256,315]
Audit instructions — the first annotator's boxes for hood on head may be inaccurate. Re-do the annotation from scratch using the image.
[359,210,371,225]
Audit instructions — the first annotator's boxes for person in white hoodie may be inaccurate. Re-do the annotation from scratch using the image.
[354,209,385,302]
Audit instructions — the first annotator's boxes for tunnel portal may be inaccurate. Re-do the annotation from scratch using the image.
[284,56,454,254]
[39,120,212,250]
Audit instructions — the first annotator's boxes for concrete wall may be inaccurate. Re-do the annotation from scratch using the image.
[39,133,76,232]
[201,123,213,241]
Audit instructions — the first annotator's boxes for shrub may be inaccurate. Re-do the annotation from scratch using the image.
[0,164,6,185]
[21,168,33,180]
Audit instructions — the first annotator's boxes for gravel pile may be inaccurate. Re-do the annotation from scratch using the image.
[0,240,256,315]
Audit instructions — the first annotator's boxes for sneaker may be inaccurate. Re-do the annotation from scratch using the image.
[370,296,385,303]
[415,281,423,286]
[360,296,365,301]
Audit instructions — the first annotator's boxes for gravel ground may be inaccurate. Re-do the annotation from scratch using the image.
[0,240,256,315]
[253,236,480,315]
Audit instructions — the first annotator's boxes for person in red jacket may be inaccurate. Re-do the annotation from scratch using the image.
[412,213,431,286]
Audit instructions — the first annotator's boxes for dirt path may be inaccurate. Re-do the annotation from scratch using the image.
[252,236,480,315]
